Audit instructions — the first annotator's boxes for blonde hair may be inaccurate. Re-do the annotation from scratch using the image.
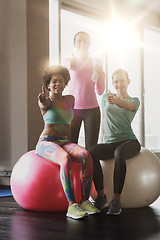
[112,69,129,81]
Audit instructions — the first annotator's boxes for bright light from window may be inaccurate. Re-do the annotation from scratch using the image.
[49,0,60,65]
[102,18,140,52]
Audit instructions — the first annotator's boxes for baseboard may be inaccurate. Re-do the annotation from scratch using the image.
[0,184,10,189]
[0,177,11,187]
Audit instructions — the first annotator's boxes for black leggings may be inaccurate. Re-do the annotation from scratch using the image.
[69,107,100,150]
[89,139,141,194]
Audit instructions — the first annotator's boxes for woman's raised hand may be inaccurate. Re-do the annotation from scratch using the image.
[70,53,76,67]
[38,86,46,103]
[94,63,103,75]
[107,90,116,104]
[38,86,51,110]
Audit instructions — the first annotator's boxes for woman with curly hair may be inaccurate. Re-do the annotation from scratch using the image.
[36,65,99,219]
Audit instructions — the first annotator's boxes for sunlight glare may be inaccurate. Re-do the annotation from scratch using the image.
[102,18,139,52]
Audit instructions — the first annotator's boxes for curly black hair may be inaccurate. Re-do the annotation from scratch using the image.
[42,65,70,90]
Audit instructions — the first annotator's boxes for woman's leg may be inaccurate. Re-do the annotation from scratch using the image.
[83,107,101,150]
[89,143,115,193]
[89,143,116,210]
[36,140,75,202]
[63,143,93,201]
[69,109,83,144]
[107,140,141,215]
[113,139,141,194]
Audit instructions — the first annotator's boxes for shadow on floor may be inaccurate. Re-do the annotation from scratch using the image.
[0,197,160,240]
[10,202,160,240]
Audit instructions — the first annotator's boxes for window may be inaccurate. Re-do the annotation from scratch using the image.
[107,30,141,142]
[144,26,160,151]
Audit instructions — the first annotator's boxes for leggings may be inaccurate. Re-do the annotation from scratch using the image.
[89,139,141,194]
[69,107,100,150]
[36,135,93,202]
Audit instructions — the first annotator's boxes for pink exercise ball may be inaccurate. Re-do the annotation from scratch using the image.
[10,150,82,211]
[91,147,160,208]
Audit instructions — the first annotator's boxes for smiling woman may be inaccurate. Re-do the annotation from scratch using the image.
[89,69,141,215]
[34,65,99,219]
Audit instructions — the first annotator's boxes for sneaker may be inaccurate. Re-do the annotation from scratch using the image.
[94,195,108,211]
[66,203,88,219]
[80,200,100,215]
[107,199,122,215]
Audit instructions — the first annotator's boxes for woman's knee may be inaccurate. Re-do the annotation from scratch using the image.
[114,140,140,162]
[114,147,122,157]
[60,152,72,168]
[79,149,92,165]
[114,146,127,164]
[89,144,100,158]
[78,149,93,174]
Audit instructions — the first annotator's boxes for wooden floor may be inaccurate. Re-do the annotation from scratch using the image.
[0,196,160,240]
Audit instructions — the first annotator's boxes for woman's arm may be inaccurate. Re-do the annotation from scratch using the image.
[107,91,136,112]
[102,109,105,141]
[65,95,75,109]
[94,61,105,95]
[96,72,105,95]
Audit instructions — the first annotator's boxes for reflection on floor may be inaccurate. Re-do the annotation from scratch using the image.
[0,196,160,240]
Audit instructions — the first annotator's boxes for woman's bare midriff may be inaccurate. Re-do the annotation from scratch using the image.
[40,123,70,138]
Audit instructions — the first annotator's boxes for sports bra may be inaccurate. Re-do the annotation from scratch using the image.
[43,97,73,124]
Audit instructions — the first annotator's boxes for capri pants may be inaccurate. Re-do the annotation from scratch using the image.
[36,135,93,202]
[89,139,141,194]
[69,107,101,150]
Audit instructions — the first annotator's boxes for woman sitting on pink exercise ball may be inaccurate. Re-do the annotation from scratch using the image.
[36,65,99,220]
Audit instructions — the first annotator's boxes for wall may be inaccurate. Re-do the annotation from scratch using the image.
[0,0,28,173]
[0,0,49,185]
[0,0,11,171]
[27,0,49,150]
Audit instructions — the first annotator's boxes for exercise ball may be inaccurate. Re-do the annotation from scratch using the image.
[10,150,82,212]
[92,147,160,208]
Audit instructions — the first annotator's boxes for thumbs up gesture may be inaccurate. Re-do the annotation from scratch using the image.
[38,86,51,110]
[107,90,116,104]
[38,86,46,103]
[70,53,76,67]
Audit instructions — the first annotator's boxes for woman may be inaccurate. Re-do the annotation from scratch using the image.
[64,31,105,150]
[89,69,141,215]
[36,65,99,220]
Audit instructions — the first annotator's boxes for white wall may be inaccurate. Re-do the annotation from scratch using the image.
[0,0,49,186]
[0,0,27,175]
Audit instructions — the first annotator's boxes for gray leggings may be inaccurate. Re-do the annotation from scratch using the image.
[89,139,141,194]
[69,107,100,150]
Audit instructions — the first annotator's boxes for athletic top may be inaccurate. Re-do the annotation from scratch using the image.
[43,97,73,124]
[64,58,105,109]
[101,93,140,143]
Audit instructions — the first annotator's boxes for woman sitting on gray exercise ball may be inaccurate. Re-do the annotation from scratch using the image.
[89,69,141,215]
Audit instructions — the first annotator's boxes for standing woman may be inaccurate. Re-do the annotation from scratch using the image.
[64,31,105,150]
[89,69,141,215]
[36,65,99,220]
